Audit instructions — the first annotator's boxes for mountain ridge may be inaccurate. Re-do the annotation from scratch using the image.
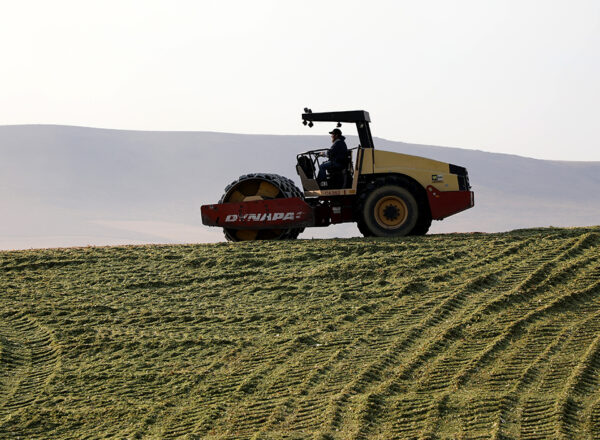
[5,123,599,164]
[2,124,599,249]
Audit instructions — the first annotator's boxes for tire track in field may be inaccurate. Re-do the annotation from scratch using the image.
[0,312,61,436]
[181,236,507,438]
[293,236,533,437]
[156,344,288,439]
[480,294,599,440]
[514,258,600,440]
[482,257,600,439]
[441,254,600,439]
[156,331,336,438]
[486,322,574,440]
[182,238,500,438]
[452,236,600,388]
[351,233,594,439]
[420,244,594,391]
[249,299,415,437]
[155,293,378,437]
[555,315,600,439]
[516,301,600,440]
[134,260,323,437]
[118,346,242,439]
[589,395,600,439]
[421,235,600,440]
[319,236,546,438]
[352,235,569,439]
[223,249,484,436]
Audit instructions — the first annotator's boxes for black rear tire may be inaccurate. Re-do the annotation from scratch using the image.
[357,177,429,238]
[409,208,432,236]
[357,221,374,237]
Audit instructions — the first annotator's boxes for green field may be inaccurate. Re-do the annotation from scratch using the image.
[1,227,600,439]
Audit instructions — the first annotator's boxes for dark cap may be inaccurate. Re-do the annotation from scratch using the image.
[329,128,342,136]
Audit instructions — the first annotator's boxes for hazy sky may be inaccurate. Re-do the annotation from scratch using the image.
[1,1,599,161]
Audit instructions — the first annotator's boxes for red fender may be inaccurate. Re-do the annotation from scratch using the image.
[426,186,474,220]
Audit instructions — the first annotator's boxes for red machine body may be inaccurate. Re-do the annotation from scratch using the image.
[201,188,473,232]
[426,186,475,220]
[201,197,314,229]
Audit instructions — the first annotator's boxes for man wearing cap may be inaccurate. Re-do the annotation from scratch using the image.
[317,128,349,185]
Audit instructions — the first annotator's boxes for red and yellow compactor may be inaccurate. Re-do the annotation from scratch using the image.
[201,109,474,241]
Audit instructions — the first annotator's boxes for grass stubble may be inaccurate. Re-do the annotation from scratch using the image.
[0,226,599,439]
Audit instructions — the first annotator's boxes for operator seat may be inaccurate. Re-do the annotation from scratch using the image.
[326,150,353,189]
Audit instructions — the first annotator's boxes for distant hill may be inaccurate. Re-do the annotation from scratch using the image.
[1,227,600,438]
[1,124,599,249]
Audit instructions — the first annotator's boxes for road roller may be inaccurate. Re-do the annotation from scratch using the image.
[201,109,474,241]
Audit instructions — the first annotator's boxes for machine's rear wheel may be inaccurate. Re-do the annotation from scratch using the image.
[357,178,420,238]
[356,221,374,237]
[219,173,305,241]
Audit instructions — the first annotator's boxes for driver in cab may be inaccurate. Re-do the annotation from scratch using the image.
[317,128,348,185]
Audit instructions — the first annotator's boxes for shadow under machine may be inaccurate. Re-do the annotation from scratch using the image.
[201,109,474,241]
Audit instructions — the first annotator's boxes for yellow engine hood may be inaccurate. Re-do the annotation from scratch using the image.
[360,149,460,191]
